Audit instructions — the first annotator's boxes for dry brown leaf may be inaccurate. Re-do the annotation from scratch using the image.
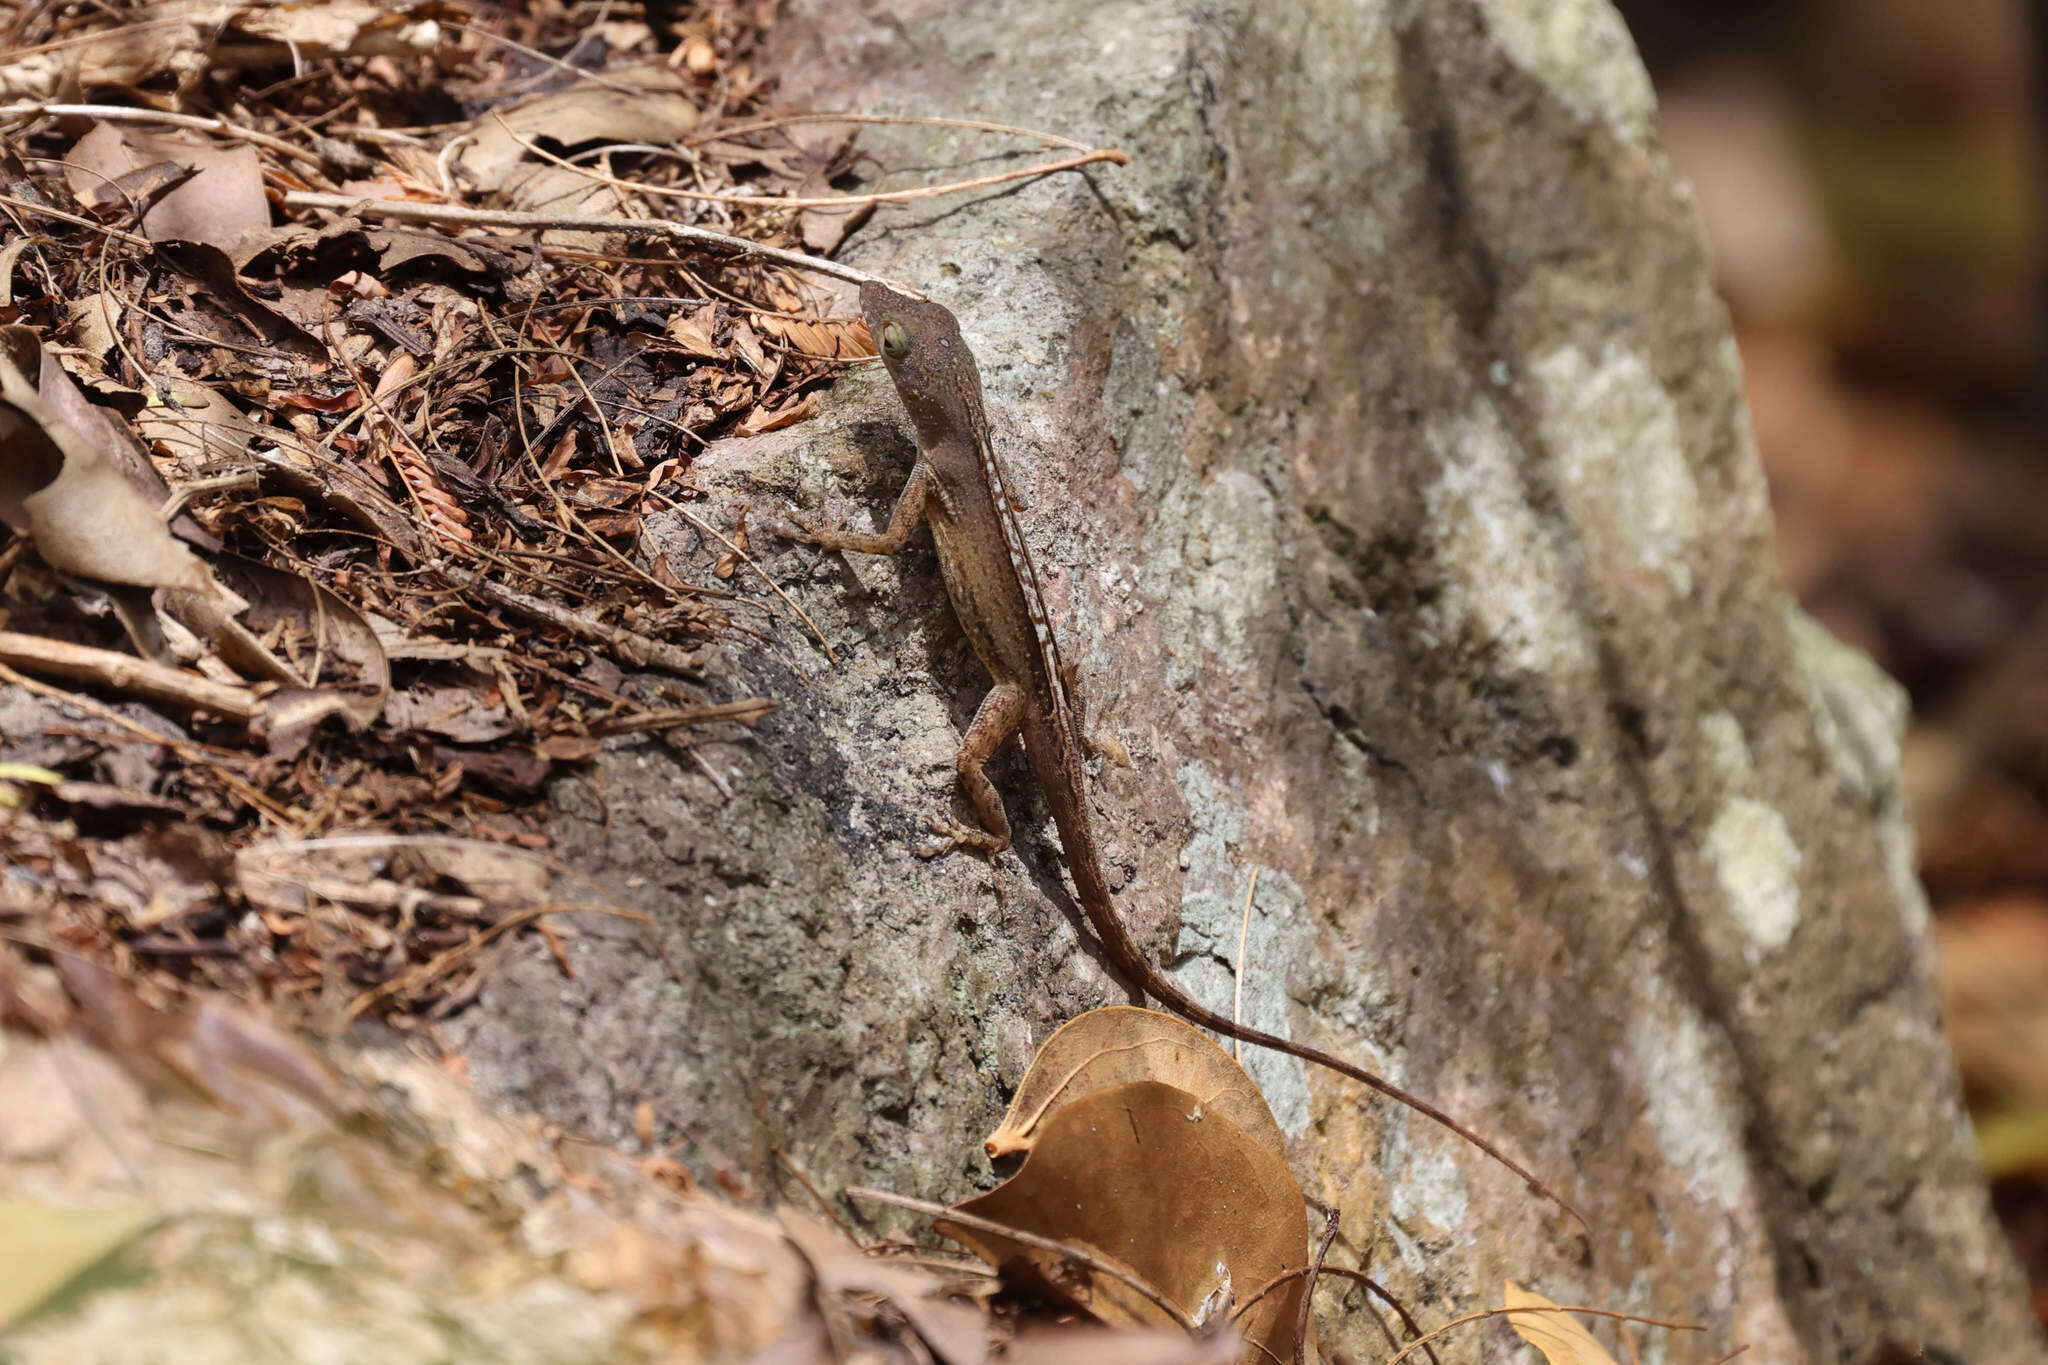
[737,393,818,437]
[64,293,124,361]
[151,240,327,359]
[1503,1283,1621,1365]
[406,840,551,904]
[138,375,255,471]
[383,671,519,742]
[666,305,724,358]
[729,319,772,376]
[53,955,340,1124]
[191,552,389,701]
[64,122,269,248]
[234,836,559,921]
[944,1080,1308,1365]
[753,313,877,360]
[0,326,210,593]
[0,1,450,99]
[986,1006,1287,1162]
[453,65,701,196]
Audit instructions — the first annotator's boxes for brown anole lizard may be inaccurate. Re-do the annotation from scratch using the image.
[788,281,1580,1227]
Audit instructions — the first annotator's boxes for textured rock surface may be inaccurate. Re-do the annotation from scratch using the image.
[446,1,2043,1359]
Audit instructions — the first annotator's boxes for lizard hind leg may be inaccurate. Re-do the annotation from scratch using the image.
[917,679,1028,859]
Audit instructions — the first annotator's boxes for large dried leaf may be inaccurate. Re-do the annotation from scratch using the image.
[205,552,391,698]
[1503,1283,1621,1365]
[152,240,326,359]
[64,122,269,248]
[137,375,255,471]
[64,292,125,361]
[0,326,209,592]
[987,1007,1286,1161]
[453,65,701,195]
[945,1081,1308,1365]
[383,671,519,742]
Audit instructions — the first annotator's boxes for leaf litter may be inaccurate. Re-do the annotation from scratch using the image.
[0,0,888,1029]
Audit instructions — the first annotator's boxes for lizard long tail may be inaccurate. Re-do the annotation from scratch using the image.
[1035,741,1586,1232]
[1097,905,1584,1232]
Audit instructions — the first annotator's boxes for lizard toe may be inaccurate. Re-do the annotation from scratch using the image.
[916,813,1008,859]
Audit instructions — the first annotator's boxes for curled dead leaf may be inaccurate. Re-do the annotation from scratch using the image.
[944,1080,1308,1365]
[737,393,819,437]
[64,293,124,361]
[0,325,210,593]
[986,1006,1286,1161]
[139,376,255,472]
[665,305,724,358]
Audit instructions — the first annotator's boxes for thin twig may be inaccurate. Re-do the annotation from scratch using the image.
[278,190,907,291]
[1233,865,1259,1063]
[843,1185,1196,1334]
[0,102,327,170]
[1292,1210,1339,1365]
[513,126,1130,208]
[589,698,778,735]
[691,112,1099,153]
[0,631,260,719]
[0,661,295,826]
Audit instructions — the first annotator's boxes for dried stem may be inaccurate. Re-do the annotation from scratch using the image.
[278,191,906,291]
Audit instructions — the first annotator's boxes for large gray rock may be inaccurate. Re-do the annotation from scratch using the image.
[448,1,2042,1359]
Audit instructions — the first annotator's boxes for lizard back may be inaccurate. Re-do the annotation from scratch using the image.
[859,283,1079,737]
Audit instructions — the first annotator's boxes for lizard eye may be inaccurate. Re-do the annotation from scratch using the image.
[880,319,910,359]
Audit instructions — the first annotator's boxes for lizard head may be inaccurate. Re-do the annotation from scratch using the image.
[858,280,984,446]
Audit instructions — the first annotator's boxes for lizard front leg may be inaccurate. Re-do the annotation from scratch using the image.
[785,460,1016,858]
[784,460,935,555]
[919,678,1027,859]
